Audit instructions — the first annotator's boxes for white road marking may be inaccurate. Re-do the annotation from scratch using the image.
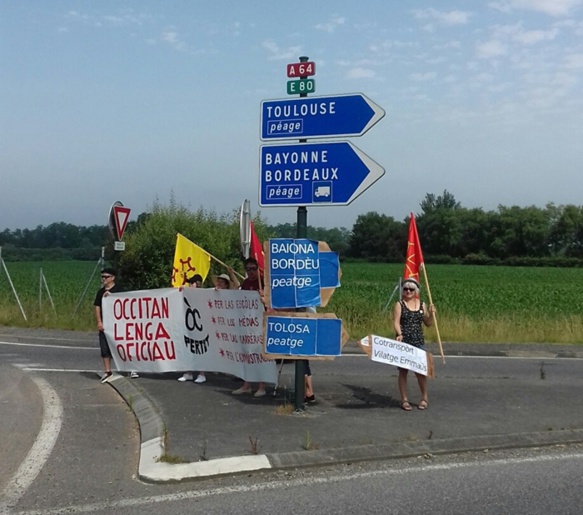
[12,451,583,514]
[20,368,97,373]
[443,355,581,360]
[0,341,92,350]
[1,340,580,360]
[0,376,64,513]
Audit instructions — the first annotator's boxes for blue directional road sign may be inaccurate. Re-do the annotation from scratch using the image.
[269,238,321,309]
[259,141,385,207]
[264,316,342,357]
[261,93,385,140]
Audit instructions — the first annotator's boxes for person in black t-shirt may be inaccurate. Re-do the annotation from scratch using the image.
[94,267,123,383]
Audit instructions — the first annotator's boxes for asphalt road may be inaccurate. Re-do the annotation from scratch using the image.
[1,334,583,514]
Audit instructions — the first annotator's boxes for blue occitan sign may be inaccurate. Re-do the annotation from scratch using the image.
[269,238,321,309]
[264,316,342,357]
[319,251,340,288]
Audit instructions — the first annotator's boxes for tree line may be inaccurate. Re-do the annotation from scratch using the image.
[1,191,583,267]
[0,222,109,261]
[0,213,352,262]
[348,191,583,266]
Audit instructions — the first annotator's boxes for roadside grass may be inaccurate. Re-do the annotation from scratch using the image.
[301,431,319,450]
[248,435,261,455]
[275,402,295,415]
[156,453,187,464]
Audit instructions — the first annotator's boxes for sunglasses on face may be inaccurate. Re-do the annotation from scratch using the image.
[101,275,113,279]
[245,267,258,272]
[403,287,415,292]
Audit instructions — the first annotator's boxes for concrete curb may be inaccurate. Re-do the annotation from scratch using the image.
[105,374,274,483]
[265,429,583,469]
[106,373,583,483]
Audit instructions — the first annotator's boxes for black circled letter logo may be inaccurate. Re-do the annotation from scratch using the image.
[184,298,203,332]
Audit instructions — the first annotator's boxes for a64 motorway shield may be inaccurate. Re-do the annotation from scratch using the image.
[259,141,385,207]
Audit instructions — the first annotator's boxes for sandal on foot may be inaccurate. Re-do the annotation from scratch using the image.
[418,400,428,410]
[400,400,412,411]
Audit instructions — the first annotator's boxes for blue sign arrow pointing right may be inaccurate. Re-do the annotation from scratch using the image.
[259,141,385,207]
[261,93,385,140]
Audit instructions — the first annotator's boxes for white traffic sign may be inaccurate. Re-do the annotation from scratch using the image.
[108,202,131,241]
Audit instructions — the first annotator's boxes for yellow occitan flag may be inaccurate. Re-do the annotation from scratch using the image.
[171,233,211,287]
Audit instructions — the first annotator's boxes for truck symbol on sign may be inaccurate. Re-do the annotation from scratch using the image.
[315,186,330,198]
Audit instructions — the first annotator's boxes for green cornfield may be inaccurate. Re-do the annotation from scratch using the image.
[326,263,583,344]
[0,261,102,330]
[0,260,582,343]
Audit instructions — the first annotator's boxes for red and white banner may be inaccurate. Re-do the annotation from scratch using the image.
[102,288,277,383]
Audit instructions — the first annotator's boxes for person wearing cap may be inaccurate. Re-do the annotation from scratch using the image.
[393,277,436,411]
[184,274,203,288]
[94,267,124,383]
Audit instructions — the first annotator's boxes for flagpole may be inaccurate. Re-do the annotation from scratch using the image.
[257,268,263,292]
[421,264,445,364]
[205,252,246,280]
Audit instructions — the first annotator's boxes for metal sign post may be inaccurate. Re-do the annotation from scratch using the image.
[0,246,27,321]
[258,54,385,411]
[293,56,311,411]
[239,199,251,259]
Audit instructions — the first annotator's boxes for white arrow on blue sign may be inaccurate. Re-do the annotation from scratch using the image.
[264,315,342,357]
[259,141,385,207]
[261,93,385,140]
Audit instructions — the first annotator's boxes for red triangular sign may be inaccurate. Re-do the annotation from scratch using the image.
[113,206,131,240]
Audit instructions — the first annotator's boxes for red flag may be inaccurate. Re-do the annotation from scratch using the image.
[403,213,424,283]
[249,221,265,273]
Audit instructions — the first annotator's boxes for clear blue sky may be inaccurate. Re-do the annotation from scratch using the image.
[1,0,582,231]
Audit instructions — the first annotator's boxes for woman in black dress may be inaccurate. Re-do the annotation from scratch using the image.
[393,278,435,411]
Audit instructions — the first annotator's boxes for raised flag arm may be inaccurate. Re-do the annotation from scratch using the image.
[208,254,245,280]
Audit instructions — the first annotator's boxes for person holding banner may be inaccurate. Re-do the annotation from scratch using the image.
[212,267,240,290]
[303,306,317,403]
[94,268,123,383]
[178,274,207,384]
[393,278,436,411]
[185,274,203,288]
[232,257,267,398]
[239,257,262,291]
